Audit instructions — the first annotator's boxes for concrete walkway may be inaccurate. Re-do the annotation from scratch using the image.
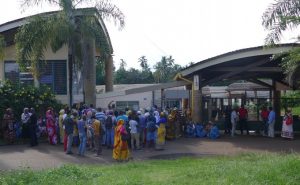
[1,135,300,170]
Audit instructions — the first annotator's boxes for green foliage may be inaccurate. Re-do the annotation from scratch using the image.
[281,91,300,110]
[262,0,300,45]
[114,55,182,84]
[277,48,300,75]
[262,0,300,87]
[16,0,125,105]
[0,81,63,121]
[114,58,155,84]
[1,153,300,184]
[154,56,182,83]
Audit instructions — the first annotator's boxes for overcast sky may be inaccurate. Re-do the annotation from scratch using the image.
[0,0,296,69]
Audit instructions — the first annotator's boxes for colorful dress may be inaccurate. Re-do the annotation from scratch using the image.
[156,117,167,150]
[281,113,293,139]
[3,111,16,144]
[46,110,57,145]
[166,110,176,140]
[58,110,65,144]
[113,120,129,161]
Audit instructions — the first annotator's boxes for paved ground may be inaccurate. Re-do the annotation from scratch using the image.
[1,135,300,170]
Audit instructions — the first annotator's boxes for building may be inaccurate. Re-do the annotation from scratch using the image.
[0,9,114,105]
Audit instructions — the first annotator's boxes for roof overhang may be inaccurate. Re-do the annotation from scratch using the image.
[178,44,300,89]
[181,44,300,77]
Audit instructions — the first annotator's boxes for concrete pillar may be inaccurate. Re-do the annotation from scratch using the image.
[105,55,114,92]
[208,98,212,121]
[161,89,164,109]
[192,90,202,123]
[192,75,202,123]
[272,81,281,119]
[182,98,188,110]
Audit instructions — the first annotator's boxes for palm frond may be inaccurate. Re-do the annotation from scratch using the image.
[15,16,53,71]
[279,47,300,75]
[49,13,73,52]
[79,15,112,56]
[21,0,59,8]
[95,0,125,29]
[262,0,300,44]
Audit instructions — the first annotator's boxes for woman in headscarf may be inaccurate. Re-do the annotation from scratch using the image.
[281,109,294,140]
[21,107,30,139]
[113,119,130,161]
[166,110,177,140]
[3,108,16,144]
[58,109,65,144]
[46,107,57,145]
[156,112,167,150]
[154,111,160,124]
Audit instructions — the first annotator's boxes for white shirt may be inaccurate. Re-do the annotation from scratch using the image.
[231,110,237,124]
[129,120,138,134]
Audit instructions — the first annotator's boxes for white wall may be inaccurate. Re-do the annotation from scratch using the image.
[96,91,153,110]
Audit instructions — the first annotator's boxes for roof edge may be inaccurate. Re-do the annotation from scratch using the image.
[181,43,300,77]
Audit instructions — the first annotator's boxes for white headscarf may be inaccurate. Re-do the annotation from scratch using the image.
[154,111,160,124]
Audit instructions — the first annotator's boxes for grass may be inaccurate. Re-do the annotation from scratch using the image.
[0,153,300,185]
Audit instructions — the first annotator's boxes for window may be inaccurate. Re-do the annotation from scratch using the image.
[4,60,67,95]
[116,101,139,111]
[39,60,67,95]
[4,61,20,85]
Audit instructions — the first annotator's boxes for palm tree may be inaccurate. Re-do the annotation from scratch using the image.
[154,56,175,83]
[262,0,300,87]
[16,0,124,106]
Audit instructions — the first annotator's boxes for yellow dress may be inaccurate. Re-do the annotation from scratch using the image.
[156,124,166,150]
[58,110,64,144]
[113,120,130,161]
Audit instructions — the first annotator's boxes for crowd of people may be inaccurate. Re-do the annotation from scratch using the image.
[0,104,189,162]
[0,103,296,162]
[223,105,294,140]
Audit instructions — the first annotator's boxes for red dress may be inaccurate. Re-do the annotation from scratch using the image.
[46,110,57,145]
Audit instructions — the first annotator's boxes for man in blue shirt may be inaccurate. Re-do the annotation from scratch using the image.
[95,108,106,145]
[268,107,276,138]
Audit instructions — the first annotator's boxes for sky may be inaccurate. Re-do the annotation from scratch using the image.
[0,0,296,69]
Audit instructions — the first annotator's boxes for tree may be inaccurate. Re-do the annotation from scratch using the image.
[262,0,300,87]
[138,56,154,83]
[138,56,149,70]
[114,59,128,84]
[15,0,124,106]
[153,56,181,83]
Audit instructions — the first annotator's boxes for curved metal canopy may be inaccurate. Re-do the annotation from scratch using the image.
[180,44,300,88]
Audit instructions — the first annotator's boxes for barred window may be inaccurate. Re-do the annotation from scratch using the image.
[116,101,139,111]
[4,61,20,85]
[4,60,67,95]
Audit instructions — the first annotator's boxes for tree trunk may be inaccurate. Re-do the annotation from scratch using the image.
[68,41,74,107]
[105,55,114,92]
[82,36,96,106]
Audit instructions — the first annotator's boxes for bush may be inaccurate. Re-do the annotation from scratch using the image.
[281,91,300,110]
[0,80,63,121]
